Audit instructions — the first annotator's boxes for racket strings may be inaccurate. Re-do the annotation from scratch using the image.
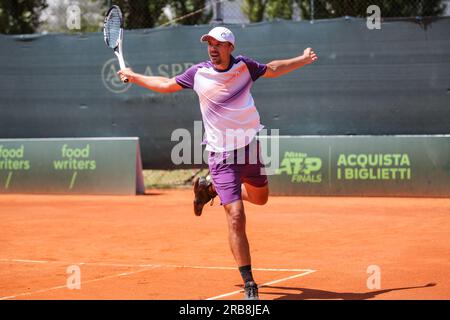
[104,9,122,48]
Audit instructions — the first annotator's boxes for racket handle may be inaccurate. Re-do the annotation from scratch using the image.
[115,50,129,83]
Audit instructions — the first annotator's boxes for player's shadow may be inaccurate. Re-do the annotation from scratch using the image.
[260,283,436,300]
[141,191,164,196]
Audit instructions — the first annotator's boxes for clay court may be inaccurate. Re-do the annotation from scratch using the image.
[1,189,449,300]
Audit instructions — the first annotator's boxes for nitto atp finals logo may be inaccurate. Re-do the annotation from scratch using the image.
[275,151,322,183]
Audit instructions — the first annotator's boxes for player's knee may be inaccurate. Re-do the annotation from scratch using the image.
[227,210,245,233]
[252,191,268,205]
[230,216,245,233]
[257,195,268,205]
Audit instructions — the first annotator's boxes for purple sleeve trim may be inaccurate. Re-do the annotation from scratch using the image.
[175,63,203,89]
[238,55,267,81]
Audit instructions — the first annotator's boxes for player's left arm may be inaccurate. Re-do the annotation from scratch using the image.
[263,48,318,78]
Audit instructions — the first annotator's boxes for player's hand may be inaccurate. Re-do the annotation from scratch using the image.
[117,68,135,83]
[302,48,318,64]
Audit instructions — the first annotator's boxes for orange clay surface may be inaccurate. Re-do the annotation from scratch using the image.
[0,189,449,300]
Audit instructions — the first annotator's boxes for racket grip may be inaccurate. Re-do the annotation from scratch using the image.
[115,51,128,83]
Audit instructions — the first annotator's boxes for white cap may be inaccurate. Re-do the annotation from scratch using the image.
[200,27,235,47]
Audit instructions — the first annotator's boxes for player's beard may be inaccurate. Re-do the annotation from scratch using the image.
[210,54,221,65]
[209,47,223,65]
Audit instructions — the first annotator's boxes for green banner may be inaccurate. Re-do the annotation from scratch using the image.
[0,138,144,195]
[260,135,450,197]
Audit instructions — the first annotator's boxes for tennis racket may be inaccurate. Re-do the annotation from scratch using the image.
[103,5,128,83]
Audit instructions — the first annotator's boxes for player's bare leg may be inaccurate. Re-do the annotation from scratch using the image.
[224,200,250,265]
[224,200,259,300]
[241,183,268,205]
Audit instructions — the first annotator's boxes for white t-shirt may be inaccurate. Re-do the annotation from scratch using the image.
[175,55,267,152]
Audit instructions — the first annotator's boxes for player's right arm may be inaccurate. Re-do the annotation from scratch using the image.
[117,68,183,93]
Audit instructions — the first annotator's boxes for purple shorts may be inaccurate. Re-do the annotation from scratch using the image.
[208,139,268,206]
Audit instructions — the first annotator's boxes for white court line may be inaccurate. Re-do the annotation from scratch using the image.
[2,259,48,264]
[0,268,152,300]
[0,258,316,300]
[0,259,310,273]
[206,270,317,300]
[166,265,313,273]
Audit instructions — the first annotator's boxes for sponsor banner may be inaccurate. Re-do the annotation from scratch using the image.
[0,138,144,195]
[260,135,450,197]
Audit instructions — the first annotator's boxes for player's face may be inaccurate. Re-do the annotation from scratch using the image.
[207,38,234,66]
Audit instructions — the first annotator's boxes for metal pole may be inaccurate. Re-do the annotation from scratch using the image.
[214,0,223,24]
[310,0,314,21]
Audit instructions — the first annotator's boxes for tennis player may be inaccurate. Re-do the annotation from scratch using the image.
[118,26,317,300]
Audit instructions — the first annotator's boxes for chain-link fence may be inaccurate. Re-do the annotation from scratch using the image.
[1,0,449,34]
[306,0,449,20]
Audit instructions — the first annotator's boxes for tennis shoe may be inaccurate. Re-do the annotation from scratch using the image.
[193,177,217,216]
[244,281,259,300]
